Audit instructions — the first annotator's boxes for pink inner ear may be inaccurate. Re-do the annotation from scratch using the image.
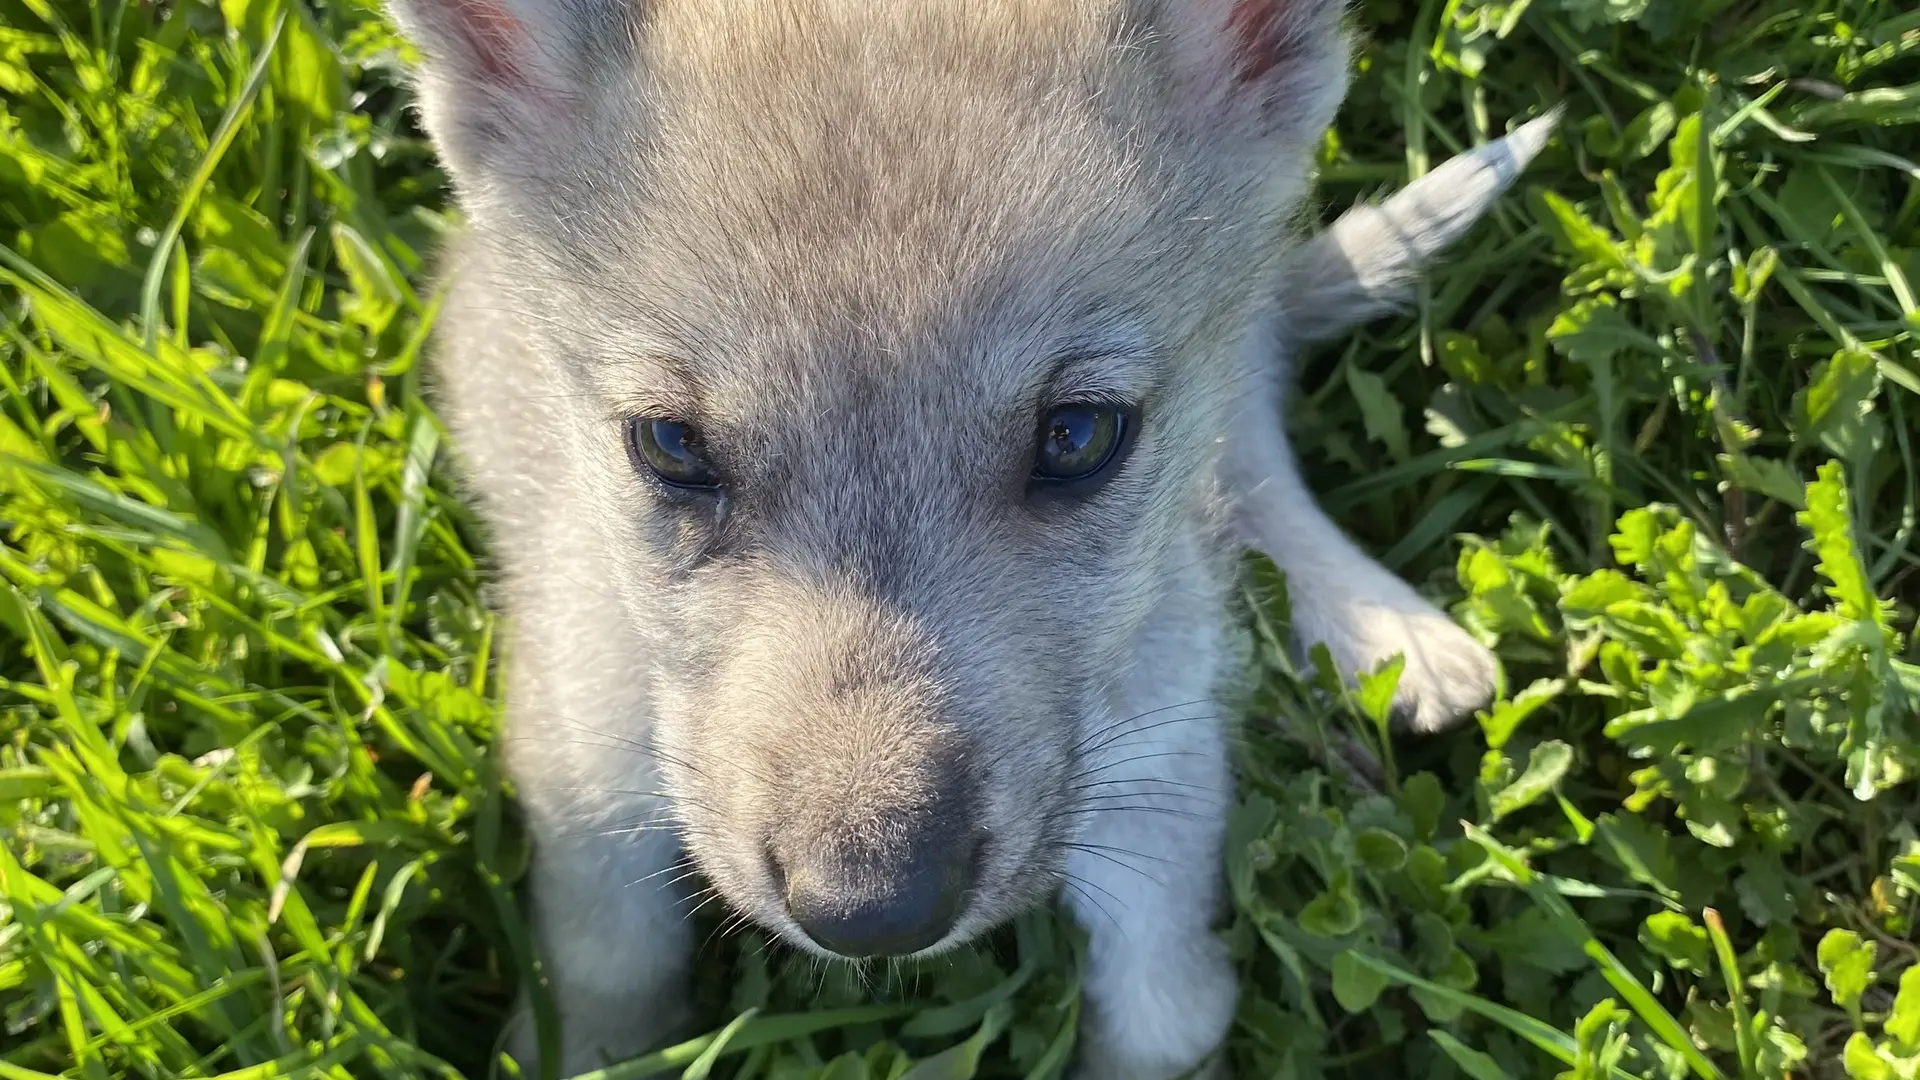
[448,0,530,85]
[1224,0,1301,83]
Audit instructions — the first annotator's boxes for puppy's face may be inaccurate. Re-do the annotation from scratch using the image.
[394,0,1351,958]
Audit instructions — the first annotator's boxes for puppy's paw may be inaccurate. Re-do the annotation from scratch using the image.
[1324,601,1498,734]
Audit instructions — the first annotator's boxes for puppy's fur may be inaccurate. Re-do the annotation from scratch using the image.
[382,0,1553,1075]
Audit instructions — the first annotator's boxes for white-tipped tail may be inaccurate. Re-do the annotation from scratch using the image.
[1282,108,1562,342]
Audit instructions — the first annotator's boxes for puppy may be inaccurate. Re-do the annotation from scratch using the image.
[381,0,1553,1075]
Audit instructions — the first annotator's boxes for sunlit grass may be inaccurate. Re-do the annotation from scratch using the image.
[2,1,1917,1077]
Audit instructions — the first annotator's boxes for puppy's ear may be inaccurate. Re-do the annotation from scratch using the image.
[384,0,642,196]
[1281,110,1561,342]
[1148,0,1353,158]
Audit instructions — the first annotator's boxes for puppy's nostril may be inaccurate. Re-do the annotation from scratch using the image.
[779,837,974,959]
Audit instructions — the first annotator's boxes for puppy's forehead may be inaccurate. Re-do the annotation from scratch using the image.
[609,104,1172,365]
[556,7,1211,331]
[547,1,1266,421]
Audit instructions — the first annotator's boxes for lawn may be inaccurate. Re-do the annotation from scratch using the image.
[1,0,1918,1078]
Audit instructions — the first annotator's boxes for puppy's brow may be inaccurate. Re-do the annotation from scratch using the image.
[601,359,708,420]
[1046,350,1162,407]
[1039,324,1163,406]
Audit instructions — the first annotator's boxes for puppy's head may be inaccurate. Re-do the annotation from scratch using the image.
[393,0,1351,959]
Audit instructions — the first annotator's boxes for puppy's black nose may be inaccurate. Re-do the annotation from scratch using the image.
[781,840,972,958]
[768,737,980,959]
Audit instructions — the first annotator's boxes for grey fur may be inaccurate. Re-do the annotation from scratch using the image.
[383,0,1553,1075]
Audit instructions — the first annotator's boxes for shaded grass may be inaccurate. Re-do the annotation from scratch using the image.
[1,0,1918,1078]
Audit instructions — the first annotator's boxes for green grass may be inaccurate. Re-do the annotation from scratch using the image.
[1,0,1918,1077]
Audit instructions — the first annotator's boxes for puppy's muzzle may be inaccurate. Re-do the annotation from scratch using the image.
[768,774,979,958]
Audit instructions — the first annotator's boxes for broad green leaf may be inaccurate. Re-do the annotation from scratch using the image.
[1532,190,1632,277]
[1888,965,1920,1051]
[1794,350,1883,461]
[1355,827,1408,872]
[1799,461,1885,628]
[1490,741,1575,822]
[1549,297,1657,365]
[1717,453,1806,510]
[1842,1032,1893,1080]
[1331,949,1388,1013]
[1639,912,1709,974]
[1620,102,1677,162]
[1562,570,1641,619]
[1399,772,1446,841]
[1345,362,1412,461]
[1355,653,1406,731]
[1595,814,1682,901]
[1481,679,1567,750]
[1297,871,1364,938]
[1817,930,1877,1023]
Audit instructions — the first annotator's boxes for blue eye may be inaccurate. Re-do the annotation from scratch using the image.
[1032,405,1127,483]
[626,417,721,489]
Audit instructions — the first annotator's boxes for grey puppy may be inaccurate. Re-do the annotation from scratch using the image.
[382,0,1553,1076]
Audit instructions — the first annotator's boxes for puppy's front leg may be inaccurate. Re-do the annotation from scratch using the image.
[1063,700,1237,1080]
[495,591,700,1075]
[1223,377,1498,731]
[1225,116,1561,731]
[506,821,697,1076]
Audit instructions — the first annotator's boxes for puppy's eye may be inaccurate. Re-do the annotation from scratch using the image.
[1032,405,1127,484]
[626,417,722,490]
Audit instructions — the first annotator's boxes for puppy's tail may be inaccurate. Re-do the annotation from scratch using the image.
[1281,108,1562,344]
